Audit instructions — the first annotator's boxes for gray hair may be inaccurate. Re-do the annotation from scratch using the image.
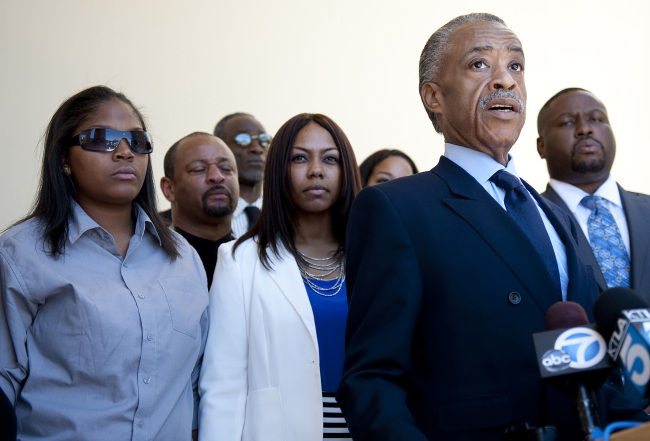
[419,13,506,133]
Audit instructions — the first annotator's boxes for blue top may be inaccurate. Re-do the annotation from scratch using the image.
[0,202,209,440]
[303,278,348,393]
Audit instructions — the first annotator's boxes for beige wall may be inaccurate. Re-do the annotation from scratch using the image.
[1,0,648,229]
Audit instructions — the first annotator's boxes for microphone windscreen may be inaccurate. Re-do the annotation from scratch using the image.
[545,301,589,331]
[593,287,649,340]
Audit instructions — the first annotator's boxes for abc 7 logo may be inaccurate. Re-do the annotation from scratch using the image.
[541,327,606,372]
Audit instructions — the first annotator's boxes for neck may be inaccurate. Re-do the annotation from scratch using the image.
[172,211,232,241]
[559,174,609,195]
[76,199,135,257]
[293,211,339,257]
[239,181,262,204]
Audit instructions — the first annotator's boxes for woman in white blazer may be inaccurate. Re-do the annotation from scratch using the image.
[198,113,362,441]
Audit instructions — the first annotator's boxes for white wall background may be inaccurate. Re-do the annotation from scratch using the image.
[1,0,648,229]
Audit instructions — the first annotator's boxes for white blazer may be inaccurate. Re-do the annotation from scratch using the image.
[198,238,323,441]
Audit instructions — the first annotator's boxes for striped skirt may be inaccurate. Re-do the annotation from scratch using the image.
[323,392,351,440]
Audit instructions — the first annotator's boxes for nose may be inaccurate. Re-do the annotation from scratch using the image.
[308,159,324,178]
[491,63,517,91]
[113,138,134,161]
[575,116,593,137]
[249,138,264,154]
[206,164,225,184]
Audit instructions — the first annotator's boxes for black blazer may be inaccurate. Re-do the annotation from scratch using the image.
[338,157,600,441]
[542,184,650,303]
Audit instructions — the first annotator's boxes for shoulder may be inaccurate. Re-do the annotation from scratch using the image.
[0,218,46,260]
[619,185,650,204]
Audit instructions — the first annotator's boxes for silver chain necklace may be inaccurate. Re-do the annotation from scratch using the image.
[296,250,346,297]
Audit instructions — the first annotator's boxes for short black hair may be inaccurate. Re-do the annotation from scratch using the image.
[213,112,254,138]
[163,131,213,179]
[537,87,589,134]
[359,149,418,186]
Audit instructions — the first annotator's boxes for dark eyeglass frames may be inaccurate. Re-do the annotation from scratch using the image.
[68,128,153,154]
[233,133,272,148]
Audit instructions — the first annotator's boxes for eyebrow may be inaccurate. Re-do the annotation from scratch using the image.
[292,146,338,153]
[464,45,524,58]
[88,125,144,131]
[187,158,233,165]
[555,108,607,118]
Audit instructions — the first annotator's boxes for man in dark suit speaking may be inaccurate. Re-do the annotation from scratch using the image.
[537,88,650,303]
[337,13,606,440]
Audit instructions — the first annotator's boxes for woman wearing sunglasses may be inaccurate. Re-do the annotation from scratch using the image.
[0,86,208,440]
[199,113,361,441]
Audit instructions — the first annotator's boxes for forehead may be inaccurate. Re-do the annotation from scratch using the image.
[177,135,235,164]
[547,91,607,117]
[223,115,265,136]
[446,20,523,61]
[80,99,142,129]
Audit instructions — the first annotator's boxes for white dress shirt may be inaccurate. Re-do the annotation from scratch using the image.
[231,196,263,238]
[548,175,630,253]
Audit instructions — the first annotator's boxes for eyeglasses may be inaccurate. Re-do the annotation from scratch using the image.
[68,128,153,154]
[233,133,272,148]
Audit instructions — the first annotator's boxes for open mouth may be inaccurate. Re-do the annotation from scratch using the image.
[489,104,514,112]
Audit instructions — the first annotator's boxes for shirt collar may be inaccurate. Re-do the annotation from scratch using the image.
[549,175,621,212]
[444,143,520,184]
[233,195,263,217]
[68,201,161,246]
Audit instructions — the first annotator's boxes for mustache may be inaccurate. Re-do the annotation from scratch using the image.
[479,90,525,113]
[202,184,231,200]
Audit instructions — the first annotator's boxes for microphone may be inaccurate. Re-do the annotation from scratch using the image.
[533,301,611,441]
[593,287,650,400]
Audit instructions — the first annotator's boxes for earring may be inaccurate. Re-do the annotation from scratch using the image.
[63,165,71,175]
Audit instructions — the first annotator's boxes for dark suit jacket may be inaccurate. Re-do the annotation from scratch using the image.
[542,184,650,303]
[338,156,600,441]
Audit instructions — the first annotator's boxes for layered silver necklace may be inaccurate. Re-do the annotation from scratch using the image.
[296,250,345,297]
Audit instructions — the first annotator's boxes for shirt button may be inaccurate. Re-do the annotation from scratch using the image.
[138,420,144,428]
[138,294,145,299]
[147,334,153,341]
[143,378,150,384]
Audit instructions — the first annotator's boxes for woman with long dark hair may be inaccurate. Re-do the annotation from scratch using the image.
[0,86,208,440]
[199,113,361,441]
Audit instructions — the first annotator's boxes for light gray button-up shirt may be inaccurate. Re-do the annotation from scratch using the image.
[0,202,208,441]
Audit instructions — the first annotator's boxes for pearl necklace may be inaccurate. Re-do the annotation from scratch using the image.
[296,250,345,297]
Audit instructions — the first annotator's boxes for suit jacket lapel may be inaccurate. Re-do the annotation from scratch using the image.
[619,185,650,291]
[528,182,594,309]
[433,157,560,314]
[266,246,319,354]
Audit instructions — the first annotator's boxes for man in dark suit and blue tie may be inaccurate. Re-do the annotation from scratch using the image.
[536,88,650,303]
[337,13,646,441]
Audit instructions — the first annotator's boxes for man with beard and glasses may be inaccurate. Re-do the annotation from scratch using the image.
[214,113,270,238]
[161,132,239,288]
[537,88,650,302]
[337,14,648,441]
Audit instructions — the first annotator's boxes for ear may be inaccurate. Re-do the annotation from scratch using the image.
[536,137,546,159]
[160,177,175,202]
[420,82,444,115]
[61,154,71,175]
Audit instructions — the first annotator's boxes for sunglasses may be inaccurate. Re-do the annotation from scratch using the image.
[68,128,154,154]
[233,133,272,148]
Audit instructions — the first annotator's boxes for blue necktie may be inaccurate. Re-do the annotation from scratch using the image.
[490,170,561,294]
[580,195,630,288]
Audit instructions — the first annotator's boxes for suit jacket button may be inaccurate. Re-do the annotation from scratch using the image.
[508,292,522,305]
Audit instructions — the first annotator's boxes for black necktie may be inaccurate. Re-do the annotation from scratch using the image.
[490,170,561,294]
[244,206,260,230]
